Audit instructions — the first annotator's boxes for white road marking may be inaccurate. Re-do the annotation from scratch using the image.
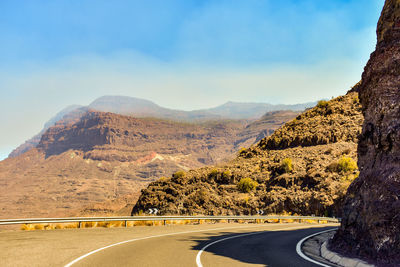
[196,232,261,267]
[295,228,337,267]
[64,224,286,267]
[195,225,323,267]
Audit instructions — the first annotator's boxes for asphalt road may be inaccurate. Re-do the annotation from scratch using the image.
[66,224,336,267]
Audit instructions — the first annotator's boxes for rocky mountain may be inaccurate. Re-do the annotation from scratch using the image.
[132,91,363,217]
[8,105,87,158]
[331,0,400,265]
[0,109,298,218]
[90,95,317,121]
[8,96,315,158]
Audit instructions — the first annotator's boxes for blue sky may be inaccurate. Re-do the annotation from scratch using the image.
[0,0,383,160]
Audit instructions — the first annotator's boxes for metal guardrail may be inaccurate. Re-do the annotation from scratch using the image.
[0,215,339,227]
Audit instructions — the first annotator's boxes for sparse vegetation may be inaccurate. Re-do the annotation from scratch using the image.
[237,178,258,193]
[133,92,363,217]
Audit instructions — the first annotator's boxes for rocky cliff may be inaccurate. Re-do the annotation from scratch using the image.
[132,92,363,217]
[331,1,400,265]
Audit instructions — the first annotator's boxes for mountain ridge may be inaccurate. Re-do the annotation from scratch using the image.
[8,95,316,158]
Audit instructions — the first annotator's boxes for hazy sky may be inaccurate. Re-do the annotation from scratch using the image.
[0,0,383,160]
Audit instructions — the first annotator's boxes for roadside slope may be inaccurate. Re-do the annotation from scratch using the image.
[132,92,363,217]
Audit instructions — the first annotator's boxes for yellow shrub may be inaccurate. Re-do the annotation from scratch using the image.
[280,158,293,173]
[21,224,35,231]
[337,156,358,173]
[237,178,258,193]
[55,224,64,229]
[34,224,45,230]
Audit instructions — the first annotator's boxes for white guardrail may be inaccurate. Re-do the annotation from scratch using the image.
[0,215,340,227]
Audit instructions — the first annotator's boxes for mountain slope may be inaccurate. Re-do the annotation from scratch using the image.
[0,110,297,218]
[132,91,363,217]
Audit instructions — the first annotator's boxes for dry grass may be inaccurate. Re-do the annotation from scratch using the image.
[19,216,329,231]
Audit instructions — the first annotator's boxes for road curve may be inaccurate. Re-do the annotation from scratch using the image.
[68,224,336,267]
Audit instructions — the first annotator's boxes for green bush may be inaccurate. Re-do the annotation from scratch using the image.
[172,170,186,184]
[317,100,329,108]
[221,170,231,183]
[337,156,357,173]
[208,169,219,178]
[280,158,293,173]
[237,178,258,193]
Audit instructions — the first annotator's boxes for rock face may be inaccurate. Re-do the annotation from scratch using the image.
[132,92,363,217]
[331,1,400,265]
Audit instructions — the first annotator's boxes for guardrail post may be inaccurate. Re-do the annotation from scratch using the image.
[163,220,166,226]
[78,221,81,228]
[124,220,127,227]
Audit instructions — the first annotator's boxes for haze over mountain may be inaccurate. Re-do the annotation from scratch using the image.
[89,95,317,120]
[8,95,316,158]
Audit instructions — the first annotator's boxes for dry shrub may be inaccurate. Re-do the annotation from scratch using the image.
[97,222,107,228]
[34,224,45,230]
[21,224,35,231]
[64,222,79,229]
[55,224,64,229]
[44,224,55,230]
[304,219,318,224]
[111,221,123,227]
[84,221,98,228]
[237,178,258,193]
[133,220,149,226]
[317,100,329,108]
[280,158,293,173]
[337,156,357,173]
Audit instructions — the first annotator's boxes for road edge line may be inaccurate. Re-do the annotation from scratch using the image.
[295,228,337,267]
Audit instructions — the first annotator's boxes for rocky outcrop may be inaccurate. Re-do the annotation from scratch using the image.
[132,92,363,217]
[331,1,400,265]
[259,94,362,150]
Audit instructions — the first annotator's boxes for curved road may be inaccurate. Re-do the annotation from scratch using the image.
[67,224,336,267]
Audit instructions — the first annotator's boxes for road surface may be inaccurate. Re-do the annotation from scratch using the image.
[0,222,337,266]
